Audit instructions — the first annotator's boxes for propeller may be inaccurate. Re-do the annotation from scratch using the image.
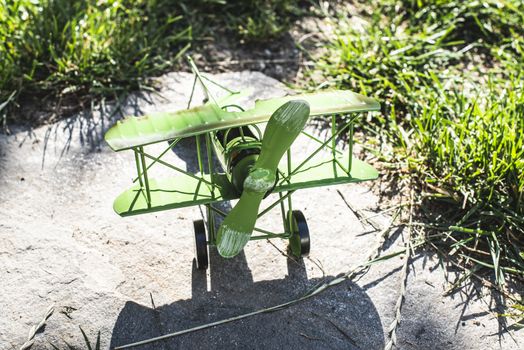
[216,100,310,258]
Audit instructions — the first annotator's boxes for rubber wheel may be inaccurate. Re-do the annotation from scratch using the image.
[193,220,208,270]
[287,210,310,258]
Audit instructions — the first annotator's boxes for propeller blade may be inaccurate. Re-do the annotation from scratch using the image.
[216,100,310,258]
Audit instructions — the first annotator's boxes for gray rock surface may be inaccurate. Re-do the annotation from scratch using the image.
[0,72,520,350]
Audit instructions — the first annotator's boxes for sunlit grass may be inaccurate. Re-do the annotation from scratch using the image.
[1,0,192,120]
[0,0,301,124]
[311,0,524,285]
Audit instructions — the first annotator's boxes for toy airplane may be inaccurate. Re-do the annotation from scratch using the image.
[104,58,380,269]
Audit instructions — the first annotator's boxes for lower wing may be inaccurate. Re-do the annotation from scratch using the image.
[113,153,377,217]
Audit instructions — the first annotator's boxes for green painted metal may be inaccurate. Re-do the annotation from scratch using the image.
[286,149,294,238]
[113,151,377,217]
[105,63,381,261]
[113,174,231,216]
[277,155,377,192]
[133,149,144,188]
[209,128,262,193]
[138,146,151,205]
[259,190,293,219]
[133,138,180,183]
[215,101,311,258]
[104,90,380,151]
[250,233,290,240]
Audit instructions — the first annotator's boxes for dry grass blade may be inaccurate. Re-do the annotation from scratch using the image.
[0,90,16,133]
[385,189,414,350]
[429,242,520,304]
[19,305,54,350]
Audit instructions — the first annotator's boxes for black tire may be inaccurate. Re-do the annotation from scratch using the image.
[287,210,310,258]
[193,220,208,270]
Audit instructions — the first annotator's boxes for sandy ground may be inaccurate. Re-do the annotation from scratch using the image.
[0,72,521,349]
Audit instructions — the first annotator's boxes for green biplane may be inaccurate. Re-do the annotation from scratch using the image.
[104,59,380,269]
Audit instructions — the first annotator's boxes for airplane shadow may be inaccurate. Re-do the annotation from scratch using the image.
[170,136,212,174]
[109,253,385,350]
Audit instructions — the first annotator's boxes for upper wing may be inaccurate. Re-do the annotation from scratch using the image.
[104,90,380,151]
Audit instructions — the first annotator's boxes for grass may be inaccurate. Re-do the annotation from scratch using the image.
[0,0,302,125]
[309,0,524,289]
[185,0,303,41]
